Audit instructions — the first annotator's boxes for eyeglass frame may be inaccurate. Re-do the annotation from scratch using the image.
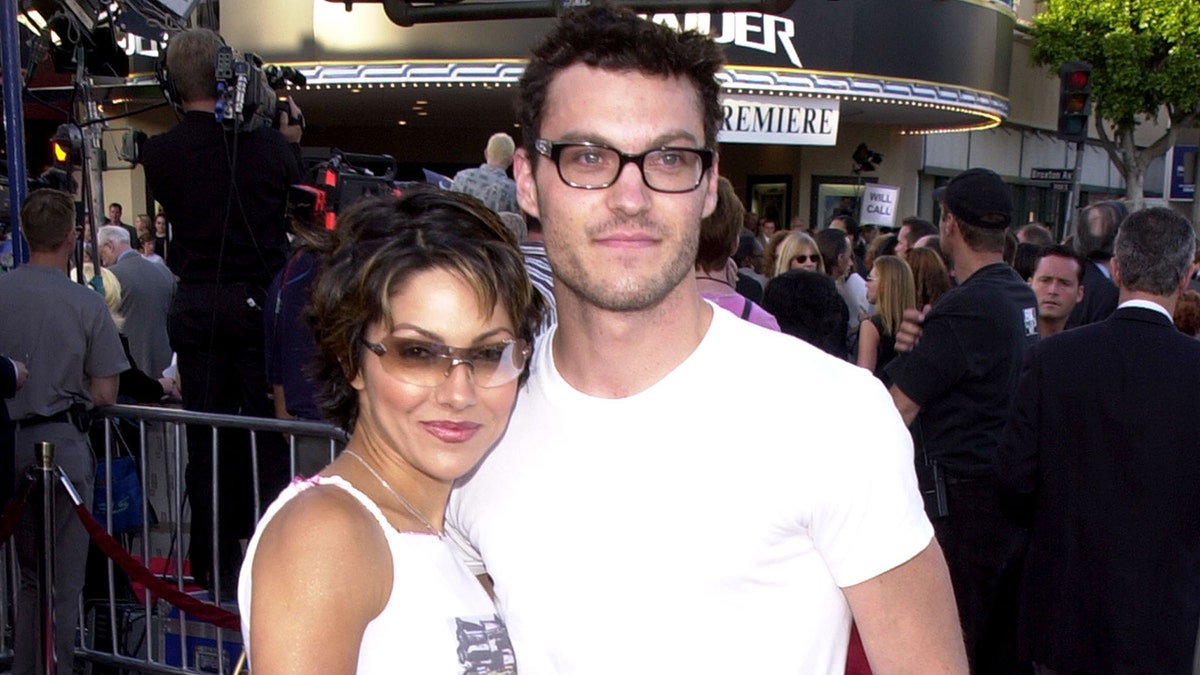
[792,254,821,265]
[360,336,531,389]
[533,139,715,194]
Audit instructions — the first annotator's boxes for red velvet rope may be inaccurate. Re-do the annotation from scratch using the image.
[72,503,241,631]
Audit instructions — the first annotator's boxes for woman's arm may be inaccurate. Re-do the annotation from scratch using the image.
[247,486,391,675]
[857,317,881,372]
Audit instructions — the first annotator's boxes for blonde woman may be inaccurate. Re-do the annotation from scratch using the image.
[771,231,824,278]
[857,255,916,386]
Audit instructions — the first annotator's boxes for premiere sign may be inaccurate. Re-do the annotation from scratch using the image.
[859,184,900,227]
[718,94,840,146]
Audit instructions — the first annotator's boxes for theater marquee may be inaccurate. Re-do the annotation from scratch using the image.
[718,94,839,146]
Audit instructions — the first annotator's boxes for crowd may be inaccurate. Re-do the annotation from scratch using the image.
[2,6,1198,675]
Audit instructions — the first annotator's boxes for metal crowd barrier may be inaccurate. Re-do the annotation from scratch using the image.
[0,403,347,675]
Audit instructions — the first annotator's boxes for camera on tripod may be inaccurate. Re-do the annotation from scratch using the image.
[214,46,306,133]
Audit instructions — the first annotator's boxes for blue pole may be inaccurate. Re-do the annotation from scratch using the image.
[2,0,30,266]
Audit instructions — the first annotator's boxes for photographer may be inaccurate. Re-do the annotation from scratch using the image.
[141,27,302,596]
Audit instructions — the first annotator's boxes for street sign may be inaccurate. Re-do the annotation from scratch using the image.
[1051,182,1071,192]
[1031,168,1075,182]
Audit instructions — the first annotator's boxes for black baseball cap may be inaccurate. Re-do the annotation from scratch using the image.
[932,168,1013,230]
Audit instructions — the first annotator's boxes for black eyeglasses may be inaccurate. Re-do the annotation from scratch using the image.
[793,254,821,265]
[534,139,714,193]
[361,337,530,389]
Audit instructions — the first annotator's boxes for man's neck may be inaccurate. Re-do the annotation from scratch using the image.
[1038,317,1068,338]
[1119,289,1178,316]
[181,98,217,113]
[951,249,1004,282]
[551,277,713,399]
[27,250,68,271]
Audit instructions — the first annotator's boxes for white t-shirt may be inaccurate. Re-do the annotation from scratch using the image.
[446,307,933,674]
[241,476,515,674]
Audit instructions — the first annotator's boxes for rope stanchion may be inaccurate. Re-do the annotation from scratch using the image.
[56,469,242,631]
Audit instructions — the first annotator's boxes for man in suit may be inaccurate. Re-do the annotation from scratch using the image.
[98,225,176,377]
[1000,206,1200,674]
[1,355,30,506]
[1065,200,1123,328]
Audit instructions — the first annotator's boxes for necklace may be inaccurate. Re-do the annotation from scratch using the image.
[695,274,735,289]
[342,449,442,537]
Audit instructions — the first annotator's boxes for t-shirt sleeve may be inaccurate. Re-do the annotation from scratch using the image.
[885,304,969,407]
[809,368,934,587]
[444,493,487,576]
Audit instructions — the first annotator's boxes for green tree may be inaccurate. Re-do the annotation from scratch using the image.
[1031,0,1200,211]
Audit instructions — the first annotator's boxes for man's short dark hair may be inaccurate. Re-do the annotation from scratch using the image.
[1034,244,1086,284]
[830,214,860,239]
[696,177,744,272]
[1076,200,1128,260]
[1018,222,1055,248]
[1114,207,1195,296]
[516,5,726,156]
[21,189,75,251]
[166,28,222,103]
[958,219,1009,254]
[901,217,937,245]
[762,269,848,358]
[814,227,848,275]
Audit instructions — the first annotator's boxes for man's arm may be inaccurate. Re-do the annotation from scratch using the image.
[889,384,921,427]
[89,374,119,407]
[843,540,967,674]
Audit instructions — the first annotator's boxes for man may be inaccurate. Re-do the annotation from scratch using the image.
[1066,200,1123,328]
[896,216,937,259]
[98,225,176,377]
[1,355,30,507]
[141,27,302,594]
[446,7,965,673]
[1029,245,1084,338]
[0,189,128,675]
[105,201,138,246]
[520,215,557,333]
[1016,222,1054,248]
[1000,207,1200,674]
[695,176,778,330]
[450,131,520,214]
[886,168,1039,672]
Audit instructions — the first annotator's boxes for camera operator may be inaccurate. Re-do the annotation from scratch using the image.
[141,27,302,596]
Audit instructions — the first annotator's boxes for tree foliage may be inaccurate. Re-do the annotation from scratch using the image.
[1031,0,1200,207]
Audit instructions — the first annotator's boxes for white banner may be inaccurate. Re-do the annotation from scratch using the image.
[859,184,900,227]
[718,94,840,146]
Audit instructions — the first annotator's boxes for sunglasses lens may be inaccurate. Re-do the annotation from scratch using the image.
[377,338,528,388]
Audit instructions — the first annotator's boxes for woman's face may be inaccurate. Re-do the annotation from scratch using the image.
[155,216,167,236]
[352,267,522,486]
[866,265,880,304]
[790,245,820,272]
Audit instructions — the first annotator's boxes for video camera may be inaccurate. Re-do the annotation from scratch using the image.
[213,45,307,133]
[287,150,402,232]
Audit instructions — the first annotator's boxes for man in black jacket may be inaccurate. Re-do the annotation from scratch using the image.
[142,27,302,595]
[1000,207,1200,674]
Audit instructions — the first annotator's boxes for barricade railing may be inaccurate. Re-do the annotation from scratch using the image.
[0,403,347,675]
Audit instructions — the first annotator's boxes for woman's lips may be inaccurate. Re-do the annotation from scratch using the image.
[421,421,482,443]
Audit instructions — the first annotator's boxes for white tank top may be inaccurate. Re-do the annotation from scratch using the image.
[240,475,516,674]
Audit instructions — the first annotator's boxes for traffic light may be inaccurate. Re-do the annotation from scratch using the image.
[1057,61,1092,142]
[50,124,83,166]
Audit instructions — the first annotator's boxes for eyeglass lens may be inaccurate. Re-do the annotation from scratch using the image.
[543,141,709,193]
[367,337,528,388]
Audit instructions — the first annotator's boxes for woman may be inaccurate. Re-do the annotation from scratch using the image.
[908,246,953,309]
[857,255,916,387]
[771,230,824,277]
[239,189,544,674]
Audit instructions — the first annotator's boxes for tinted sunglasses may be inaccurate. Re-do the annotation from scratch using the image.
[793,254,821,264]
[362,337,530,388]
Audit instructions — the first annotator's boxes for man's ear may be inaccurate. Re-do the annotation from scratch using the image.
[1111,256,1122,288]
[700,154,720,220]
[514,148,541,220]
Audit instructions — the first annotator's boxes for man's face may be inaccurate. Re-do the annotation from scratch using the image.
[98,239,117,267]
[1031,254,1083,321]
[760,220,777,237]
[108,205,121,223]
[895,224,911,257]
[514,64,718,313]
